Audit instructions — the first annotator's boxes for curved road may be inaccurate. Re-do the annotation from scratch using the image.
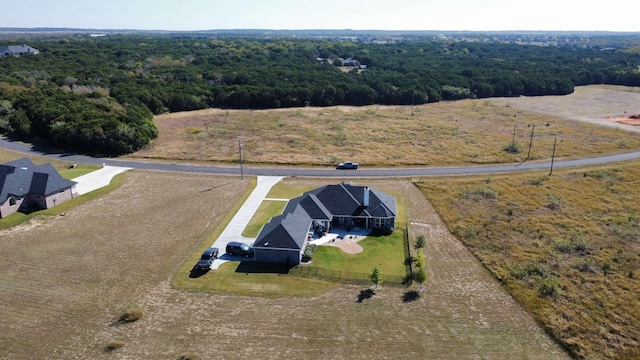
[2,137,640,177]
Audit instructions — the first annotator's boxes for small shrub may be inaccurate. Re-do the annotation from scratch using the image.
[545,195,562,211]
[576,260,596,273]
[525,176,547,185]
[503,141,522,154]
[462,186,498,201]
[118,303,143,323]
[104,340,125,352]
[301,244,316,263]
[538,277,560,298]
[414,234,426,249]
[414,251,425,269]
[178,353,202,360]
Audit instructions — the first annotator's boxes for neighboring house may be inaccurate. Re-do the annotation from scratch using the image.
[253,182,397,265]
[342,57,360,67]
[0,158,76,219]
[0,44,39,57]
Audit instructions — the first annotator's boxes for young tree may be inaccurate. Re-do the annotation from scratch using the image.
[370,265,383,290]
[414,251,425,269]
[415,234,426,249]
[413,268,427,293]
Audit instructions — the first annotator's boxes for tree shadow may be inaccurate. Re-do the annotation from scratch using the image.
[402,290,420,303]
[356,288,375,303]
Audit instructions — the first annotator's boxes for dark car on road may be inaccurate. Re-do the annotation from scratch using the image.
[196,247,219,270]
[336,162,359,169]
[226,242,253,257]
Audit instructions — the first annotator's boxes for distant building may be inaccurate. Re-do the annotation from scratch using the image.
[0,158,76,218]
[0,44,39,57]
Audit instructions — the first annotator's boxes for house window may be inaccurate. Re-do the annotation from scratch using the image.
[9,198,16,206]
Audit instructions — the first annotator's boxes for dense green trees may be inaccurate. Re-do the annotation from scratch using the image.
[0,33,638,154]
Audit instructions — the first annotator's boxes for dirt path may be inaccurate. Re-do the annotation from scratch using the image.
[490,85,640,133]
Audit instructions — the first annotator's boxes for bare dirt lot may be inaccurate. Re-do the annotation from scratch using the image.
[490,85,640,133]
[0,172,569,359]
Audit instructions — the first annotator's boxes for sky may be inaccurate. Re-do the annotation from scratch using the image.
[3,0,639,32]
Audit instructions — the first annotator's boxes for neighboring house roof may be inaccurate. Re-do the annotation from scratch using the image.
[0,158,76,202]
[0,44,39,56]
[255,182,397,252]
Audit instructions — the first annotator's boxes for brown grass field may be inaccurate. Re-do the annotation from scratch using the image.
[127,85,640,167]
[2,85,640,359]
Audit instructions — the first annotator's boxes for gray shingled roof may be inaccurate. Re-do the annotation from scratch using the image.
[254,182,397,252]
[306,182,397,217]
[0,158,76,202]
[254,204,312,251]
[0,44,38,55]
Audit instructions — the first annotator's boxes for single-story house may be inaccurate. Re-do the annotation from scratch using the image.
[342,57,361,67]
[253,182,397,265]
[0,158,76,218]
[0,44,39,57]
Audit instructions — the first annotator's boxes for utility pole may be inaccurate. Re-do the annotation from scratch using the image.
[239,138,244,180]
[526,124,535,160]
[549,137,557,176]
[511,116,517,149]
[411,90,415,116]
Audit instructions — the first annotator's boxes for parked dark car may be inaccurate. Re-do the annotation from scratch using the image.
[196,247,219,270]
[336,162,359,169]
[226,242,253,257]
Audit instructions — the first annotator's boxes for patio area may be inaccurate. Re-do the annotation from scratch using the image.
[308,226,372,246]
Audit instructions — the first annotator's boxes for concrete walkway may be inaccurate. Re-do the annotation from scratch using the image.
[210,176,283,269]
[72,165,133,195]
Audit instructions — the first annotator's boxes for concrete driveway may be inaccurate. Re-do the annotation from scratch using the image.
[209,176,283,269]
[72,165,133,195]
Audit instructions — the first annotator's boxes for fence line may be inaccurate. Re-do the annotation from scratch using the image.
[403,223,413,285]
[287,265,407,287]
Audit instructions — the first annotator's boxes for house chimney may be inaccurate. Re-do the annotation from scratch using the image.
[363,187,370,207]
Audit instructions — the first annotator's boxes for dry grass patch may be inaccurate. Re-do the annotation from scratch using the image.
[416,161,640,359]
[0,173,567,359]
[127,86,640,167]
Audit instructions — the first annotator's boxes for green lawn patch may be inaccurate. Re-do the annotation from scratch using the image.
[312,231,407,277]
[241,200,287,237]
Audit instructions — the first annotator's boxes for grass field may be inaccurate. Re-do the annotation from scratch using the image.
[127,85,640,167]
[4,85,640,359]
[416,162,640,359]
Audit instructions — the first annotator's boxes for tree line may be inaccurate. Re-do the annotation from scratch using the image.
[0,33,639,154]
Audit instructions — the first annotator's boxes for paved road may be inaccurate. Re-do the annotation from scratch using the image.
[3,137,640,177]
